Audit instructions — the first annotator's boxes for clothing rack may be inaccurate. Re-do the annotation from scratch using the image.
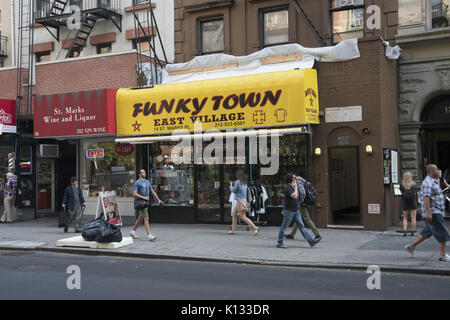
[246,183,268,230]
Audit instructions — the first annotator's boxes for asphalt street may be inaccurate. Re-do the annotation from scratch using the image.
[0,250,449,300]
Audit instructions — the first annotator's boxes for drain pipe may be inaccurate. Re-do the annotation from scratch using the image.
[10,0,15,66]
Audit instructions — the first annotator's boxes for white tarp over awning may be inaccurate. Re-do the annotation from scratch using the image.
[162,38,360,84]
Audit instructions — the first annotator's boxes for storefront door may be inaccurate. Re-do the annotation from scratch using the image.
[37,159,55,211]
[196,165,222,222]
[329,147,360,225]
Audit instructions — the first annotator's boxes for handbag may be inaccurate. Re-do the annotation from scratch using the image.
[58,207,69,228]
[134,198,149,210]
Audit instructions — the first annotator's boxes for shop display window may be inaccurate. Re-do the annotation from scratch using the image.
[149,142,195,206]
[82,141,136,198]
[252,134,307,207]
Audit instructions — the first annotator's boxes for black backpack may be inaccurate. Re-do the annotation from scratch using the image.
[303,180,317,205]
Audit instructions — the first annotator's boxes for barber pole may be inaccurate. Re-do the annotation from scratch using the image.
[8,153,15,171]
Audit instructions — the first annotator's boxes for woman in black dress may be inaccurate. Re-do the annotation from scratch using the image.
[400,172,418,236]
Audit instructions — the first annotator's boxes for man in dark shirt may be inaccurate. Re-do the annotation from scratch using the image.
[62,177,86,233]
[276,173,320,249]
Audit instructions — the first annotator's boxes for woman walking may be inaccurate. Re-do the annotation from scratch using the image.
[228,170,260,235]
[400,172,418,236]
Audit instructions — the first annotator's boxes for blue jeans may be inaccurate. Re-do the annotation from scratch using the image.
[278,209,314,245]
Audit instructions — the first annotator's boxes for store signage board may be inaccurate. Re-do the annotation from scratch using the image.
[95,191,122,226]
[85,148,105,159]
[116,69,320,136]
[325,106,362,123]
[33,89,117,138]
[0,100,17,134]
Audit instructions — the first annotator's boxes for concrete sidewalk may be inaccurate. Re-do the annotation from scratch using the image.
[0,218,449,275]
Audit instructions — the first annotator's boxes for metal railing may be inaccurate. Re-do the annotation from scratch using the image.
[0,35,7,57]
[35,0,121,19]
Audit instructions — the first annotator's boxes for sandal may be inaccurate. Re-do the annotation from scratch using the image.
[228,231,236,234]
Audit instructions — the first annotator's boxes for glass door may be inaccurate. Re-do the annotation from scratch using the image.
[196,164,222,222]
[37,159,54,211]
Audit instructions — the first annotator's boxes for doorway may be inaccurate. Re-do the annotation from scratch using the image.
[37,159,55,212]
[329,147,360,225]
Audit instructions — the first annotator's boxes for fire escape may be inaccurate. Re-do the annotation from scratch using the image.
[290,0,328,46]
[35,0,122,58]
[132,2,168,88]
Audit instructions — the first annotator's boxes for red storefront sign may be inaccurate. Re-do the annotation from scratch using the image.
[33,89,117,138]
[114,143,135,156]
[0,99,17,134]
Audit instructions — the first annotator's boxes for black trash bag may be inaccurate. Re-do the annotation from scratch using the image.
[81,217,107,241]
[97,222,122,243]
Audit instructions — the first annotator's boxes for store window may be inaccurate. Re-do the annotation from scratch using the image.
[148,142,194,206]
[81,142,136,198]
[261,7,289,47]
[252,134,307,207]
[199,17,224,54]
[331,0,364,43]
[0,145,14,206]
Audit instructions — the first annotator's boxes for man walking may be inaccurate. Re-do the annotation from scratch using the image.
[62,177,86,233]
[405,164,450,261]
[1,172,17,223]
[285,175,322,242]
[131,169,164,242]
[277,173,320,249]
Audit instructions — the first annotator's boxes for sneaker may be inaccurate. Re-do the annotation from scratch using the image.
[276,243,287,249]
[309,238,320,247]
[315,235,322,241]
[439,254,450,262]
[254,227,260,236]
[285,234,294,239]
[130,231,139,240]
[148,236,158,242]
[405,244,415,257]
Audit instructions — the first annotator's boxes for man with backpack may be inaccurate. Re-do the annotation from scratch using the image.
[285,175,322,242]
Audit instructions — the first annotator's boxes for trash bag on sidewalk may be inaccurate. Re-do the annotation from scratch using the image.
[81,217,106,241]
[97,222,122,243]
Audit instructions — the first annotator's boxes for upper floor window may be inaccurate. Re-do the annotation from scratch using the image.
[399,0,450,30]
[432,0,450,28]
[261,7,289,47]
[36,51,51,63]
[199,17,224,54]
[331,0,364,43]
[97,43,112,54]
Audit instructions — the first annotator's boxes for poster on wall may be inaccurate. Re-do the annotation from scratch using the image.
[391,150,399,184]
[95,191,123,226]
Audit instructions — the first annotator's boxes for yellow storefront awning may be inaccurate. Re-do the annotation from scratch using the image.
[115,68,319,137]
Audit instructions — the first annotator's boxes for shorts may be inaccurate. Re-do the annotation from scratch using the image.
[232,199,249,216]
[421,214,450,243]
[137,207,149,218]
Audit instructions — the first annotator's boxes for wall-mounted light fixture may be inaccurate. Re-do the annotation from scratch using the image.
[366,145,373,155]
[314,147,322,157]
[362,128,370,135]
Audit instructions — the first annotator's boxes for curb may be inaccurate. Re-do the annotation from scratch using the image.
[1,245,450,277]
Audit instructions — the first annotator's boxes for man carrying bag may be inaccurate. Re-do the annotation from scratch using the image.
[130,169,164,242]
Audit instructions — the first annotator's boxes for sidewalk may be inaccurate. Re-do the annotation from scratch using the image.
[0,218,449,276]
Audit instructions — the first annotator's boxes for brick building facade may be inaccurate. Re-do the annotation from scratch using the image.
[173,0,400,230]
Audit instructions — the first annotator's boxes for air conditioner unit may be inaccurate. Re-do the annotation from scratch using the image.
[39,144,60,158]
